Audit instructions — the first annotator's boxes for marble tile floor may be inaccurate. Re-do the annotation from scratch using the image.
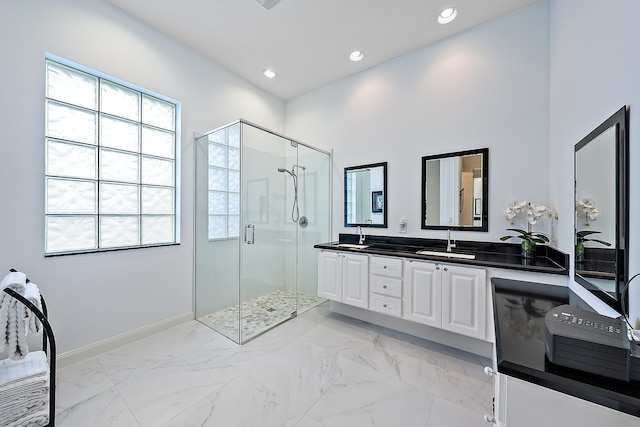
[55,302,494,427]
[197,289,325,343]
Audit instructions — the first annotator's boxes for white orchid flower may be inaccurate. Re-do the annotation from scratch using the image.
[577,199,598,224]
[525,203,547,224]
[504,200,556,229]
[505,200,528,223]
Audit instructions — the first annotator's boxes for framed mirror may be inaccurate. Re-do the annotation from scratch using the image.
[344,162,387,228]
[574,106,628,312]
[421,148,488,231]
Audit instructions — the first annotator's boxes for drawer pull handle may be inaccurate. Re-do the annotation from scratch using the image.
[383,266,387,269]
[383,285,387,289]
[383,304,387,308]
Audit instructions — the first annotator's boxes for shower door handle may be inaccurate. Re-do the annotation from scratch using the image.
[244,224,255,244]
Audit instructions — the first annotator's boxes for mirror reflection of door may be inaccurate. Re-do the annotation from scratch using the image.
[352,169,370,223]
[344,162,387,227]
[422,148,487,231]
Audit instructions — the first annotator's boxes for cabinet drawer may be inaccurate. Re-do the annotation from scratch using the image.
[369,294,402,318]
[370,275,402,298]
[370,256,403,278]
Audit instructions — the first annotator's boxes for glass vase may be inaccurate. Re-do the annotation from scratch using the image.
[521,240,536,259]
[576,241,585,263]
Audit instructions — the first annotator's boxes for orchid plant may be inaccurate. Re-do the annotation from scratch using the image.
[500,201,557,257]
[575,199,610,260]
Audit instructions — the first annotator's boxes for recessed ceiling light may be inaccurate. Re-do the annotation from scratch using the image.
[349,50,364,62]
[262,68,276,79]
[437,7,458,24]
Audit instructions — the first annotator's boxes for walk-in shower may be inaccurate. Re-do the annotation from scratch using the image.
[194,120,331,344]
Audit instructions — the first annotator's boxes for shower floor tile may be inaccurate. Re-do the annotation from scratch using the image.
[197,289,325,343]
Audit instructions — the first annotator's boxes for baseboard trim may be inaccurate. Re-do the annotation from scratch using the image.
[56,311,193,368]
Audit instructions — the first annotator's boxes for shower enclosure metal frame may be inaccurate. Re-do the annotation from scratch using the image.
[194,119,332,344]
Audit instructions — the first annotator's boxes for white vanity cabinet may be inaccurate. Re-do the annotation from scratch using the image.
[403,260,487,341]
[318,249,491,349]
[318,250,369,309]
[369,256,403,318]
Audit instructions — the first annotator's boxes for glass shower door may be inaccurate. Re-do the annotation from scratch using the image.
[240,123,298,342]
[295,143,331,315]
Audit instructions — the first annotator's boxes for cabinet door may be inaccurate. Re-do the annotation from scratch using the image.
[318,251,342,301]
[403,260,441,327]
[441,264,486,340]
[342,253,369,308]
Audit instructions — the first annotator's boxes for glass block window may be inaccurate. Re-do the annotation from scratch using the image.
[208,124,240,240]
[45,57,179,254]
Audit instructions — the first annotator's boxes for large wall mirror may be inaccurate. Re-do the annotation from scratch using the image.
[574,106,629,313]
[344,162,387,228]
[421,148,488,231]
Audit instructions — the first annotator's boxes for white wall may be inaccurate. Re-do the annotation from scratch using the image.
[0,0,285,353]
[285,1,551,244]
[4,0,638,355]
[549,0,640,325]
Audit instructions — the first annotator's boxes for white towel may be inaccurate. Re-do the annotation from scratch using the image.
[0,388,48,409]
[21,282,43,335]
[0,397,48,425]
[6,300,28,360]
[4,408,48,427]
[1,272,44,359]
[0,371,49,396]
[0,272,27,295]
[0,290,11,353]
[0,351,49,386]
[0,351,50,426]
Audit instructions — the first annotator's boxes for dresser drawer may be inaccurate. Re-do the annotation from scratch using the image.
[369,294,402,318]
[370,256,403,278]
[370,275,402,298]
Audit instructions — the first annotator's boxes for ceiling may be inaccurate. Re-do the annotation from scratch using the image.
[104,0,540,101]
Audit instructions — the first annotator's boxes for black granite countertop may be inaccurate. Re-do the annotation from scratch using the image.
[491,277,640,417]
[314,234,569,275]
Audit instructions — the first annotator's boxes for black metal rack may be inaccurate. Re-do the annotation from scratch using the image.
[2,270,56,426]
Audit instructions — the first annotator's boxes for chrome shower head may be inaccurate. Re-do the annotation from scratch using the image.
[277,167,295,177]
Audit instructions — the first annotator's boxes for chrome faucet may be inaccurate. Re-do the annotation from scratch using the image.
[357,226,366,245]
[446,229,456,252]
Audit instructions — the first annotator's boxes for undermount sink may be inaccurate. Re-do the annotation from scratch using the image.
[337,243,370,249]
[416,250,476,260]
